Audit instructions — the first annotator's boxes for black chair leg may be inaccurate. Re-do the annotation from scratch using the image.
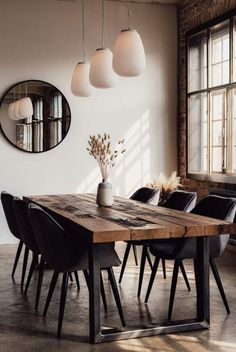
[179,260,191,292]
[168,260,179,321]
[107,267,126,327]
[84,270,108,310]
[35,256,45,310]
[137,245,147,298]
[24,254,38,294]
[132,244,138,266]
[57,272,69,338]
[145,257,160,303]
[162,259,166,279]
[21,247,29,290]
[12,240,23,278]
[146,249,153,269]
[210,258,230,314]
[43,271,59,317]
[83,270,89,289]
[100,273,107,311]
[74,271,80,290]
[119,242,132,284]
[69,273,73,282]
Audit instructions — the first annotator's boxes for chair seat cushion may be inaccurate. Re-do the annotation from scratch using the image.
[149,238,196,260]
[62,243,121,273]
[149,234,230,260]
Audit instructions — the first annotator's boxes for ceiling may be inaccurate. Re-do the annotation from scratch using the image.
[57,0,184,5]
[109,0,184,4]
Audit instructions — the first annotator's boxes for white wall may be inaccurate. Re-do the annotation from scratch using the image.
[0,0,177,243]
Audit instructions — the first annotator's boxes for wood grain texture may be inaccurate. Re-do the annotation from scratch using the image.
[24,193,236,243]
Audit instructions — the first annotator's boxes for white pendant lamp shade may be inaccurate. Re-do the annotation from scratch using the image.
[89,48,117,89]
[19,97,33,118]
[8,102,16,120]
[113,29,146,77]
[71,62,95,97]
[13,100,22,120]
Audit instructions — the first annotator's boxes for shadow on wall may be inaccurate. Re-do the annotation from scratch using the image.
[76,110,151,197]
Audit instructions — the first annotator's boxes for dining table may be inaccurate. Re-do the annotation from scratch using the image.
[24,193,236,343]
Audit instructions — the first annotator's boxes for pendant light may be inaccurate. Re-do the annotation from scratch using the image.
[19,82,33,118]
[13,99,22,120]
[113,0,146,77]
[89,0,117,88]
[71,0,94,97]
[8,102,15,120]
[13,86,23,120]
[8,88,17,120]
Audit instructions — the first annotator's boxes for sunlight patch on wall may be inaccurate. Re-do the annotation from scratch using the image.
[76,109,151,197]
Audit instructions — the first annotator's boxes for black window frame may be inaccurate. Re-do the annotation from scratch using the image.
[186,7,236,184]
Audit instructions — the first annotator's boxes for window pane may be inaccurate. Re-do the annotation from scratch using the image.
[210,21,230,87]
[232,89,236,172]
[210,91,225,173]
[212,120,222,146]
[223,61,229,84]
[188,93,208,173]
[233,17,236,82]
[212,94,223,120]
[212,147,222,172]
[188,31,207,92]
[203,122,208,146]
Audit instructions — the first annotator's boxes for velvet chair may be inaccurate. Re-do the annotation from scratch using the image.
[143,190,199,305]
[145,195,236,321]
[118,187,161,297]
[1,192,24,281]
[28,203,125,338]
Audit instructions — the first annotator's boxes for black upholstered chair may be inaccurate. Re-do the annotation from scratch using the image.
[161,190,197,211]
[1,192,24,280]
[28,203,125,338]
[145,195,236,320]
[118,187,161,297]
[144,190,197,302]
[12,198,50,309]
[130,187,160,205]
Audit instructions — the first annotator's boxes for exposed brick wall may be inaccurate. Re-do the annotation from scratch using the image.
[177,0,236,199]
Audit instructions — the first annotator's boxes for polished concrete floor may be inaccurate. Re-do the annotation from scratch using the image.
[0,243,236,352]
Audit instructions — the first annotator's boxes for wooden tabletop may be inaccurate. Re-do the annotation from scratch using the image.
[24,193,236,244]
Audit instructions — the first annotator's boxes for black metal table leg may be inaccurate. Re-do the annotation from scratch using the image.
[89,244,102,343]
[88,237,210,344]
[195,236,210,325]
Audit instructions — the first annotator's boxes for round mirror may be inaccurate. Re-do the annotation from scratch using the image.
[0,80,71,153]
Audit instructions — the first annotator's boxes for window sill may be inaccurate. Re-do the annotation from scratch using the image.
[187,173,236,184]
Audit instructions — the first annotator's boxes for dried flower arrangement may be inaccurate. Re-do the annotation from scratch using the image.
[148,171,182,203]
[87,133,126,182]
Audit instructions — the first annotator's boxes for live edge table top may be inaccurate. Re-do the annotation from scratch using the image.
[24,193,236,244]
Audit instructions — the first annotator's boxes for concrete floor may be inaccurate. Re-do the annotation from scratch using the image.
[0,243,236,352]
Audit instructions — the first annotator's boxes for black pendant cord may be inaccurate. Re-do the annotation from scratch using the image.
[128,0,132,30]
[82,0,86,62]
[101,0,105,49]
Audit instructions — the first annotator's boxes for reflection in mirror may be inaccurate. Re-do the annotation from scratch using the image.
[0,80,71,152]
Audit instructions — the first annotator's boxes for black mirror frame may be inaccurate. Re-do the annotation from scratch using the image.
[0,79,71,153]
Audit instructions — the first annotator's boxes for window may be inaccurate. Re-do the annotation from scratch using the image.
[187,14,236,181]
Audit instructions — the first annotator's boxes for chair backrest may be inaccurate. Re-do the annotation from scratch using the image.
[1,191,20,239]
[12,198,39,253]
[130,187,160,205]
[209,188,236,223]
[28,203,77,272]
[191,195,236,257]
[161,190,197,212]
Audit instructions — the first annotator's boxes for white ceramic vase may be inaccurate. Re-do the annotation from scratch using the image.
[96,181,113,207]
